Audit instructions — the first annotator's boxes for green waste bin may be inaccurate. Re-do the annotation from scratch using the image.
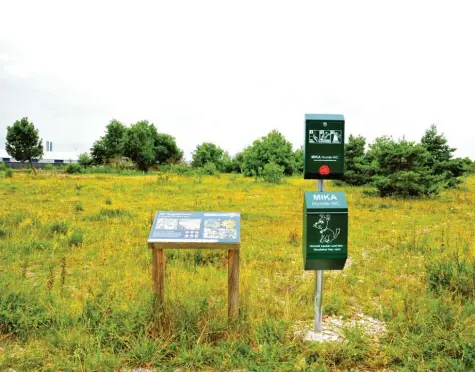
[303,191,348,270]
[304,114,345,179]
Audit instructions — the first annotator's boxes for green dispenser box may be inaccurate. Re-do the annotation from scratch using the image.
[303,191,348,270]
[304,114,345,179]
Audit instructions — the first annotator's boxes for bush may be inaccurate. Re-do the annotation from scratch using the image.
[69,230,84,246]
[261,161,284,184]
[66,163,83,174]
[0,228,10,239]
[201,162,218,175]
[42,164,54,171]
[78,153,93,168]
[50,221,68,235]
[368,137,447,197]
[5,169,13,178]
[159,163,193,176]
[0,162,6,171]
[372,171,445,197]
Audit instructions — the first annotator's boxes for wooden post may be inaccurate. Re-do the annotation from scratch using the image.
[227,248,240,319]
[152,248,165,304]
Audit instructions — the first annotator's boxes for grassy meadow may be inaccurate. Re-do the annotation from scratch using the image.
[1,171,475,371]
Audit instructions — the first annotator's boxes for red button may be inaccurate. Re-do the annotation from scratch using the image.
[319,165,330,175]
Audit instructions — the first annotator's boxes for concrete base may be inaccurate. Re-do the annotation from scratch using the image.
[294,313,387,344]
[304,329,341,343]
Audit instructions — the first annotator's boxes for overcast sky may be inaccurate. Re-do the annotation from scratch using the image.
[1,0,474,160]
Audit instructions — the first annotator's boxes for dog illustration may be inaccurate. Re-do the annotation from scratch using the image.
[313,214,340,243]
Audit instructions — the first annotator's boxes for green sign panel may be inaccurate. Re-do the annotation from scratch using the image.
[303,192,348,270]
[304,114,345,179]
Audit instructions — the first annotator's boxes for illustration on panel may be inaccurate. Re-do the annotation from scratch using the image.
[309,130,342,144]
[313,214,341,243]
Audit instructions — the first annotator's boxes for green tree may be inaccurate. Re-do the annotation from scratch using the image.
[230,151,245,173]
[462,157,474,174]
[343,135,371,186]
[89,119,127,165]
[123,120,157,171]
[221,151,235,173]
[420,124,466,187]
[90,138,108,165]
[103,119,127,162]
[5,117,43,175]
[191,142,225,170]
[421,124,454,165]
[241,130,295,176]
[368,136,446,197]
[293,146,304,175]
[78,153,93,168]
[155,133,183,165]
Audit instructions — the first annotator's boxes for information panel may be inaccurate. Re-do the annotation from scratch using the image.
[304,114,345,179]
[148,211,241,244]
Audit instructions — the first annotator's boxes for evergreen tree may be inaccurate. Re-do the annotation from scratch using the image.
[369,136,446,197]
[343,135,370,185]
[421,124,466,187]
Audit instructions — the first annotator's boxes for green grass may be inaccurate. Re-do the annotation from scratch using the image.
[0,173,475,370]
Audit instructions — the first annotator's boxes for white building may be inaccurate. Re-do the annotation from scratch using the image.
[0,149,80,165]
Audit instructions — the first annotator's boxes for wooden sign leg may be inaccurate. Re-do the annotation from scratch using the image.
[227,248,239,319]
[152,248,165,305]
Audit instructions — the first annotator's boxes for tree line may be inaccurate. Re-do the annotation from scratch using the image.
[342,125,472,196]
[3,117,473,196]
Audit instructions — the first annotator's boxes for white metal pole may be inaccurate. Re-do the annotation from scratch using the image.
[315,179,324,332]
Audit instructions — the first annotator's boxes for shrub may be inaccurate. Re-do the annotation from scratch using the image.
[75,202,84,212]
[0,228,10,239]
[201,162,218,175]
[5,169,13,178]
[261,161,284,184]
[368,137,446,197]
[78,153,93,168]
[95,208,133,220]
[42,164,54,171]
[69,230,84,246]
[66,163,83,174]
[50,221,68,235]
[160,163,193,175]
[0,162,6,171]
[372,171,445,197]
